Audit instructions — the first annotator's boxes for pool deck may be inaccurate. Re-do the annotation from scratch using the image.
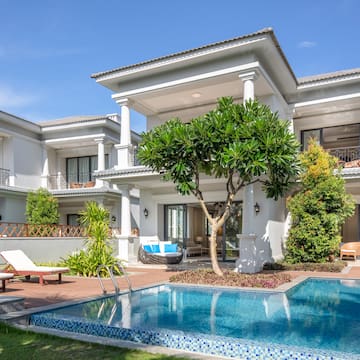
[1,260,360,309]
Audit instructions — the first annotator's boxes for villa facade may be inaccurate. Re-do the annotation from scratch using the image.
[0,112,141,230]
[91,28,360,270]
[1,28,360,270]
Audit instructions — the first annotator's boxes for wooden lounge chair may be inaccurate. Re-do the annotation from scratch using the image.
[0,272,14,291]
[0,250,69,285]
[340,242,360,260]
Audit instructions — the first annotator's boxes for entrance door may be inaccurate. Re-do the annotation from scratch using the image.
[223,202,242,261]
[165,205,187,249]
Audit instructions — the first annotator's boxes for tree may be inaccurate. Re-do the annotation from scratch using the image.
[26,188,59,224]
[285,140,355,263]
[138,97,299,276]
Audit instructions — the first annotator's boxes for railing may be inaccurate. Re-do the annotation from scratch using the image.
[328,146,360,163]
[0,222,123,238]
[47,173,96,190]
[0,168,10,186]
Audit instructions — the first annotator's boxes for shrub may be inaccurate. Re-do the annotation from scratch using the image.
[26,188,59,225]
[263,261,347,272]
[64,202,121,277]
[285,140,355,263]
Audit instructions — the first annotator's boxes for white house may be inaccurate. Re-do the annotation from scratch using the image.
[0,111,141,231]
[91,28,360,270]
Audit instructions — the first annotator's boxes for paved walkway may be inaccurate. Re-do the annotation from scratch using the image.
[1,261,360,309]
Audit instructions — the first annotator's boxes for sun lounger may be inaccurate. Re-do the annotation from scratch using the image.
[0,272,14,291]
[0,250,69,285]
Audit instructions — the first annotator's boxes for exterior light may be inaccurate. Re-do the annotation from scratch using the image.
[111,215,116,222]
[254,202,260,214]
[144,208,149,218]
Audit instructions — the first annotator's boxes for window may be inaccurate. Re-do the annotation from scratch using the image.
[301,129,322,151]
[67,214,80,226]
[66,155,109,185]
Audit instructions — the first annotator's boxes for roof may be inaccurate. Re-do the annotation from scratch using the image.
[37,114,117,127]
[91,27,297,84]
[298,68,360,85]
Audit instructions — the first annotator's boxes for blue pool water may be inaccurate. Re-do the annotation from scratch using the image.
[30,278,360,359]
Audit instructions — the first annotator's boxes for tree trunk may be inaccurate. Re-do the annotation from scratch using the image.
[209,225,223,276]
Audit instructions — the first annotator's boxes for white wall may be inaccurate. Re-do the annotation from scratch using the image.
[0,237,115,263]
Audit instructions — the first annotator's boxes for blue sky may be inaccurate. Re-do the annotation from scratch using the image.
[0,0,359,133]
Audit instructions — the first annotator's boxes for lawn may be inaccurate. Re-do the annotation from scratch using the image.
[0,322,190,360]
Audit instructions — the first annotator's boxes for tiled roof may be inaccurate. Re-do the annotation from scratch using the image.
[37,115,113,127]
[298,68,360,85]
[94,166,155,178]
[91,27,296,83]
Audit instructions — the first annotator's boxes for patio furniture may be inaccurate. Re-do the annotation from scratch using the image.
[340,242,360,260]
[138,243,183,265]
[0,272,14,291]
[0,250,69,285]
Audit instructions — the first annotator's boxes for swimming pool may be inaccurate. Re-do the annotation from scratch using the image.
[30,278,360,359]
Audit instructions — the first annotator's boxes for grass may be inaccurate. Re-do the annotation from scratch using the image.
[0,322,190,360]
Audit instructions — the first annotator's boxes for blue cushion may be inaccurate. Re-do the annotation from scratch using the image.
[143,245,153,253]
[151,244,160,253]
[164,244,178,253]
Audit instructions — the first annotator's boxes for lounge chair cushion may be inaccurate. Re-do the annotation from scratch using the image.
[143,244,161,253]
[164,244,178,253]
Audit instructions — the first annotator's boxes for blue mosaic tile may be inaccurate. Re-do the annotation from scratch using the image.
[30,313,359,360]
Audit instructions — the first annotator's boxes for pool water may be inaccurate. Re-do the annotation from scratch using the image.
[30,278,360,359]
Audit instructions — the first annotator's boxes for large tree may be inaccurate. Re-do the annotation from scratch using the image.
[285,140,355,263]
[138,97,299,276]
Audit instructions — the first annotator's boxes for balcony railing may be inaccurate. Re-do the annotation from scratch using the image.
[47,173,96,190]
[0,168,10,186]
[0,222,123,238]
[328,146,360,163]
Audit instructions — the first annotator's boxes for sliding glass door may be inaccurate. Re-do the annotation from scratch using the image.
[165,205,187,248]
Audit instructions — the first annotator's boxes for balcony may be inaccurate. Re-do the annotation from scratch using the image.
[0,168,10,186]
[47,173,96,190]
[328,146,360,167]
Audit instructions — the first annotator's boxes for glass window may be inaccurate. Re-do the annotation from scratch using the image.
[301,129,322,151]
[165,205,187,248]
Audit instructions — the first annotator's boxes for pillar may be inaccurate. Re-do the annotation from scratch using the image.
[120,185,131,236]
[239,70,258,103]
[41,143,49,188]
[115,98,132,169]
[95,138,105,171]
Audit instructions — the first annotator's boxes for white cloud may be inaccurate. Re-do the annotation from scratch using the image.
[298,41,317,49]
[0,85,39,108]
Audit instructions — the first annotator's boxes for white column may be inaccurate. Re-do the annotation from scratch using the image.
[41,143,49,188]
[239,70,258,103]
[95,138,105,171]
[120,185,131,236]
[115,98,132,169]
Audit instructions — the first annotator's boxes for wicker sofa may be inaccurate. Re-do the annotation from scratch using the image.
[138,237,183,264]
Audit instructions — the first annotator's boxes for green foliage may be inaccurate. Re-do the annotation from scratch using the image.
[285,140,355,263]
[64,202,120,277]
[138,97,299,275]
[138,97,300,200]
[25,188,59,224]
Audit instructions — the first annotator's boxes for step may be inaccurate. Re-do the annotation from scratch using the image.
[0,296,25,314]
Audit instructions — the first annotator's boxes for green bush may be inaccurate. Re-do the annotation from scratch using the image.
[285,140,355,263]
[25,188,59,225]
[263,261,347,272]
[64,202,121,277]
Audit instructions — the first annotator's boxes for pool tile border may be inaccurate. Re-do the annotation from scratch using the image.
[30,309,358,360]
